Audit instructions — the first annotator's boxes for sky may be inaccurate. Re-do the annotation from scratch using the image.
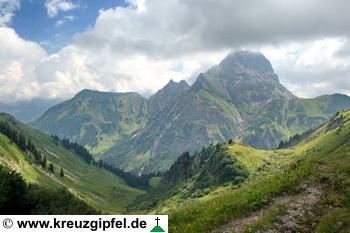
[1,0,350,103]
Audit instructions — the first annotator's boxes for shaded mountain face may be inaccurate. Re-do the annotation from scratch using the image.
[105,86,245,173]
[194,51,295,120]
[148,79,190,116]
[33,50,350,174]
[31,89,148,154]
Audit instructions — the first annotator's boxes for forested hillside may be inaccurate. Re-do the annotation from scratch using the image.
[0,113,144,213]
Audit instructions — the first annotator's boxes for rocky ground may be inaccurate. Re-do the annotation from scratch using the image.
[211,184,322,233]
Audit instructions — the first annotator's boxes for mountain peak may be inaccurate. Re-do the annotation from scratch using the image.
[168,79,176,84]
[178,80,190,88]
[74,89,144,99]
[219,50,274,74]
[164,79,190,89]
[148,79,190,115]
[74,89,99,98]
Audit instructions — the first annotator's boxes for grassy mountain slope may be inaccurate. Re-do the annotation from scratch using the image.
[129,140,301,214]
[126,110,350,232]
[166,110,350,232]
[241,94,350,149]
[102,51,350,174]
[0,164,98,214]
[104,86,245,173]
[0,113,144,213]
[31,89,148,154]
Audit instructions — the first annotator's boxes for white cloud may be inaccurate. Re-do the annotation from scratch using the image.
[1,0,350,104]
[296,38,347,68]
[125,0,146,12]
[35,44,226,99]
[0,0,20,26]
[45,0,78,18]
[261,38,350,97]
[0,27,46,103]
[73,0,350,59]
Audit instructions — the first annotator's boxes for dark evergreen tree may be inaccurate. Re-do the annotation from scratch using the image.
[0,164,98,214]
[0,165,26,213]
[49,163,54,174]
[49,134,156,189]
[51,135,59,145]
[163,151,192,183]
[42,156,47,168]
[18,134,27,151]
[277,140,286,149]
[0,121,42,164]
[60,168,64,178]
[33,151,42,165]
[52,136,94,164]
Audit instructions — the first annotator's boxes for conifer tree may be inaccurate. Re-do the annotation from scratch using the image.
[49,163,54,174]
[18,134,27,151]
[42,156,47,168]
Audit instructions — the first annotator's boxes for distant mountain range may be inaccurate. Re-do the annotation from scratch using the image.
[30,50,350,173]
[0,99,59,123]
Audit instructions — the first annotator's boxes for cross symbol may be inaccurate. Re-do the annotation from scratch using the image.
[155,217,160,226]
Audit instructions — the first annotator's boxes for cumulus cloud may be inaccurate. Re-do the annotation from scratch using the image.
[0,27,46,103]
[0,0,20,26]
[75,0,350,58]
[61,0,350,98]
[261,38,350,97]
[1,0,350,103]
[45,0,78,18]
[35,44,226,99]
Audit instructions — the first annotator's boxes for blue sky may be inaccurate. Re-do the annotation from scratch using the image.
[12,0,127,53]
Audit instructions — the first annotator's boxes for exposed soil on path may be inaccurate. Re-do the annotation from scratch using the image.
[210,185,322,233]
